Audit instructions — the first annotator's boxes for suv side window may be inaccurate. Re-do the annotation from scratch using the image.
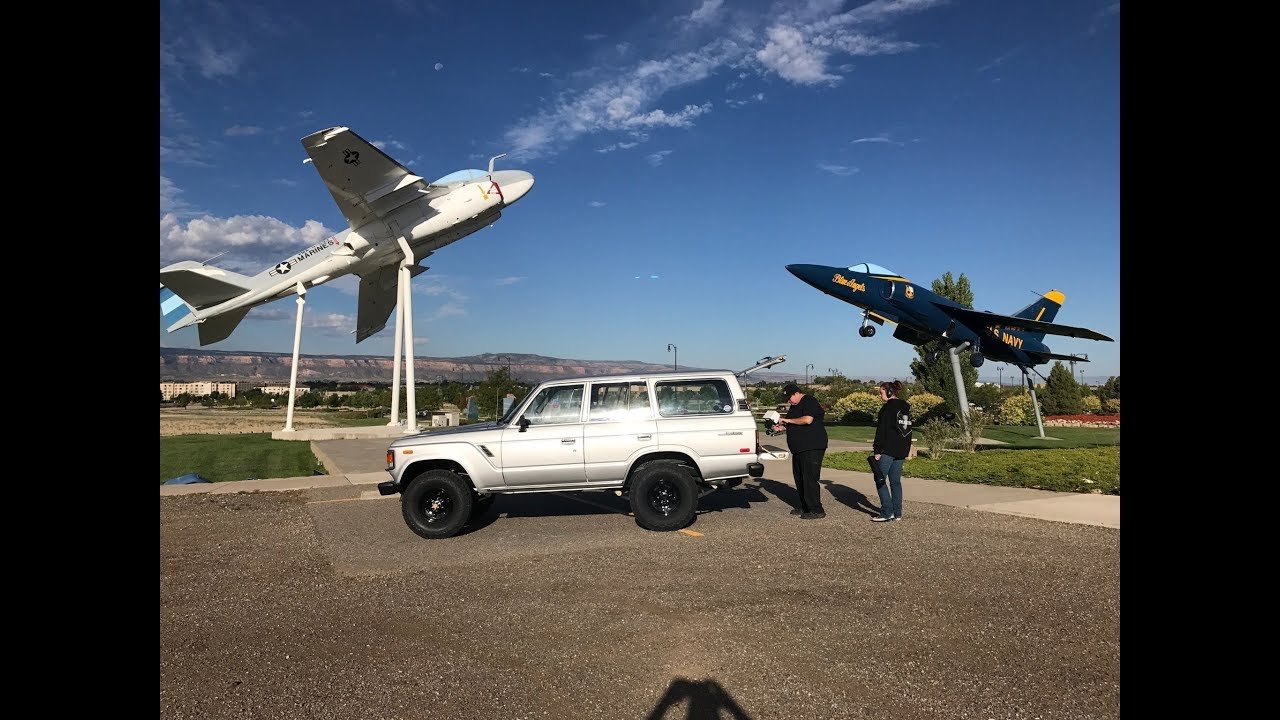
[655,379,734,417]
[522,384,584,425]
[588,381,652,422]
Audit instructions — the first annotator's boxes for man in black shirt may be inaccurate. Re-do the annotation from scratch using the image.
[773,382,829,519]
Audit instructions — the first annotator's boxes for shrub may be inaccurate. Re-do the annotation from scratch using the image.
[1102,397,1120,414]
[997,394,1035,425]
[917,418,958,458]
[908,393,946,424]
[1081,395,1102,414]
[832,391,882,423]
[956,408,988,452]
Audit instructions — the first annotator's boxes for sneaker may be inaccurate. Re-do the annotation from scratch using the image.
[801,511,826,519]
[790,508,804,516]
[871,515,896,522]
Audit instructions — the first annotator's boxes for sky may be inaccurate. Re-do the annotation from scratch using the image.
[160,0,1120,385]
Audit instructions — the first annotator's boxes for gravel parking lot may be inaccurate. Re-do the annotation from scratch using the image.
[160,482,1119,719]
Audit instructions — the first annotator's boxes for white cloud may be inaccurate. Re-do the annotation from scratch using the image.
[588,201,606,208]
[299,110,314,118]
[160,213,335,272]
[306,313,356,336]
[225,125,263,136]
[434,62,444,71]
[725,92,765,108]
[539,72,553,78]
[413,336,432,346]
[432,303,466,319]
[646,150,674,166]
[817,162,858,176]
[756,25,838,85]
[494,276,526,285]
[502,1,942,159]
[372,139,410,152]
[194,39,248,79]
[511,66,530,73]
[273,178,298,187]
[584,33,606,40]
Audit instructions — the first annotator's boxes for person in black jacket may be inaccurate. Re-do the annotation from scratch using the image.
[871,380,913,522]
[772,382,829,519]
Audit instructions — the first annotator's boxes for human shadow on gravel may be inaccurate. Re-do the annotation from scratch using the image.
[645,677,753,720]
[755,476,883,517]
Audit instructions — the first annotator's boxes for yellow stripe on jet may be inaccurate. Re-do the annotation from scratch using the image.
[1037,290,1066,321]
[868,311,896,325]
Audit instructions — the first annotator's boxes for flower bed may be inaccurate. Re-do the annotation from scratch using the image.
[1043,414,1120,427]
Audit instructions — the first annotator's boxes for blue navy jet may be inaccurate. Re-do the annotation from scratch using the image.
[785,263,1113,370]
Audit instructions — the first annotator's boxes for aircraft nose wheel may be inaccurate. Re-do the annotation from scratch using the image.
[859,325,876,338]
[970,352,985,368]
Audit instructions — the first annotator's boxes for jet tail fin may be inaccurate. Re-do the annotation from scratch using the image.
[1009,290,1065,341]
[159,262,255,310]
[167,306,252,346]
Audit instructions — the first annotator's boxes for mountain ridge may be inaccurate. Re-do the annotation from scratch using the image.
[159,347,800,384]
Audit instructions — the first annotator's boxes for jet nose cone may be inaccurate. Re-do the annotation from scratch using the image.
[785,264,833,288]
[492,170,534,205]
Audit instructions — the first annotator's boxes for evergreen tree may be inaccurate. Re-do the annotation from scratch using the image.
[1042,361,1082,415]
[908,271,978,413]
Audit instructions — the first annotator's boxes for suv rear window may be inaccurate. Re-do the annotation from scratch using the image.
[655,379,734,417]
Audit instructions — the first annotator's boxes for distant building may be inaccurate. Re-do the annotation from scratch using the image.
[255,385,311,396]
[160,381,238,401]
[417,403,461,427]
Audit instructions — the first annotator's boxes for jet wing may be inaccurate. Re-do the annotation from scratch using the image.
[930,303,1114,341]
[1033,350,1093,363]
[355,264,428,343]
[301,127,446,231]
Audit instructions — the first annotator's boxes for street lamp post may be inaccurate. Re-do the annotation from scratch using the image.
[496,356,509,416]
[667,343,678,371]
[805,363,814,384]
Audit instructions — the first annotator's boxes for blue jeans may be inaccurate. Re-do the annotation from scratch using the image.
[871,454,904,519]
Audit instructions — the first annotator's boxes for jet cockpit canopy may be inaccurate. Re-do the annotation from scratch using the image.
[848,263,899,276]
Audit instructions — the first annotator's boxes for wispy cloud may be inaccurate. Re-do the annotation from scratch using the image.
[502,0,944,159]
[687,0,724,24]
[494,276,526,286]
[584,33,606,41]
[588,201,606,208]
[596,141,640,153]
[160,134,214,167]
[725,92,765,108]
[306,313,357,337]
[225,125,263,136]
[817,162,858,176]
[432,303,466,319]
[1088,2,1120,35]
[977,46,1025,73]
[539,72,553,78]
[372,139,411,152]
[851,134,906,146]
[273,178,298,187]
[160,176,201,217]
[646,150,674,167]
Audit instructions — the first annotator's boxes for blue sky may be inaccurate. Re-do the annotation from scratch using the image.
[160,0,1120,384]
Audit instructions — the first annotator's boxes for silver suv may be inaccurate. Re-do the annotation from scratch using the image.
[378,370,787,538]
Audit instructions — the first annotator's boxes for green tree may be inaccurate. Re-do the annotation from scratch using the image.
[909,271,978,413]
[1041,361,1083,415]
[969,383,1004,414]
[1096,375,1120,403]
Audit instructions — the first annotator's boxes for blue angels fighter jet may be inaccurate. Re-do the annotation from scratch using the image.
[785,263,1113,370]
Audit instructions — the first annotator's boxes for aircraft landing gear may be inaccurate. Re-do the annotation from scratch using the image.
[926,350,941,364]
[859,312,876,337]
[970,352,984,368]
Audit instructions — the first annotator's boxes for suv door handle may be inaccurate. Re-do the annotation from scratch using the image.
[561,438,576,444]
[637,434,652,441]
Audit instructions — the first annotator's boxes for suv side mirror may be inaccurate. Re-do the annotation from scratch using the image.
[517,417,531,433]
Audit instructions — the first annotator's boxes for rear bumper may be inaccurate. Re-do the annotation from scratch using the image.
[748,462,764,478]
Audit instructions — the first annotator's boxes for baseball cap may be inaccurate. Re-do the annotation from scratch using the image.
[780,383,801,400]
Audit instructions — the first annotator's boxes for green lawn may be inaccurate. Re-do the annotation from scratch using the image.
[826,446,1120,495]
[824,423,1119,449]
[160,433,327,484]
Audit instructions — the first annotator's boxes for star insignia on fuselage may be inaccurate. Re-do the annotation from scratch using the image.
[275,262,291,275]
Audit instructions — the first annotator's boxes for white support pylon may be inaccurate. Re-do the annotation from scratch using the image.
[282,282,307,432]
[387,288,404,427]
[397,238,418,434]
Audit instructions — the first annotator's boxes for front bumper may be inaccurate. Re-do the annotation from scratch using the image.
[377,480,399,496]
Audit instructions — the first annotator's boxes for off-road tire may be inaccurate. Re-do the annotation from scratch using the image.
[402,469,473,539]
[630,462,697,531]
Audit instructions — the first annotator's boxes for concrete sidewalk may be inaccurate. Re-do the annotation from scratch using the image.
[159,437,1119,529]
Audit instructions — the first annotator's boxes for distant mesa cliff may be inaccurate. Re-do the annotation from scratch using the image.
[158,348,796,384]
